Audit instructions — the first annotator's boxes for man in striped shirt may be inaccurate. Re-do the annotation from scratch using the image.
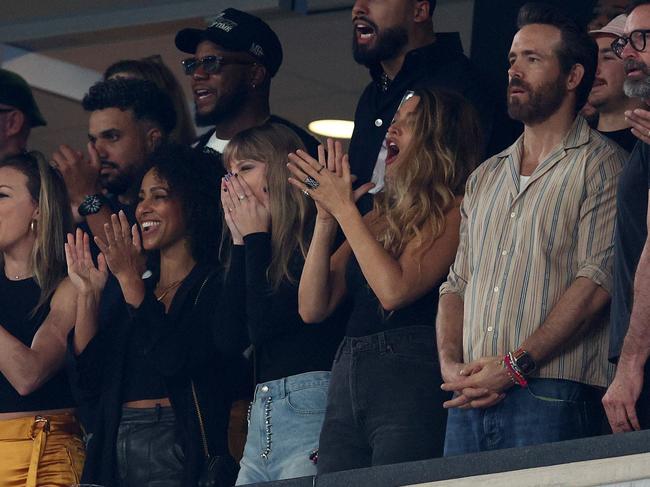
[438,3,626,455]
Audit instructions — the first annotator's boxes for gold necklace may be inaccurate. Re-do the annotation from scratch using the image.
[155,279,182,302]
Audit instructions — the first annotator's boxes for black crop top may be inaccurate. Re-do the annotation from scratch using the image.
[0,273,76,413]
[344,254,441,337]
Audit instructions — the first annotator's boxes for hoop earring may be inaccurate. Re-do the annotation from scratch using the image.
[30,220,37,233]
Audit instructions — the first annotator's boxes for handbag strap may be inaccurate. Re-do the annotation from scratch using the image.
[190,270,216,460]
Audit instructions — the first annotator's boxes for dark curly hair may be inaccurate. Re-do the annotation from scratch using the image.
[145,144,221,265]
[82,78,177,135]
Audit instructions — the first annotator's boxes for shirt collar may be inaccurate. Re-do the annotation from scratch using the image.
[494,115,591,159]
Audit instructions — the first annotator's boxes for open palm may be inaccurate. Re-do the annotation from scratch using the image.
[65,228,108,300]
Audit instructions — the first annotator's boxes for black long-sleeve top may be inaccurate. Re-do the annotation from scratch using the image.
[68,264,249,487]
[224,233,346,384]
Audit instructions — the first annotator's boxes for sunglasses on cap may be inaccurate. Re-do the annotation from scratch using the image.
[181,55,255,75]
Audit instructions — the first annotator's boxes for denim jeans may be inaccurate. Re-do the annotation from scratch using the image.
[444,378,605,456]
[235,371,330,485]
[317,326,448,474]
[116,406,183,487]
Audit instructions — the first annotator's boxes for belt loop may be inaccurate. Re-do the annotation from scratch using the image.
[334,340,345,363]
[27,416,50,487]
[280,377,287,399]
[378,332,387,353]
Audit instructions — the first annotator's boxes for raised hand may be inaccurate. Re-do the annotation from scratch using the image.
[221,178,244,245]
[94,210,144,283]
[65,228,108,300]
[223,173,271,238]
[287,138,374,220]
[625,108,650,144]
[51,142,102,206]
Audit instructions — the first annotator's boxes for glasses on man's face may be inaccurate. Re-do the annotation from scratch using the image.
[611,29,650,58]
[181,55,254,75]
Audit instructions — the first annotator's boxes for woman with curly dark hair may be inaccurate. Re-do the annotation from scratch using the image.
[69,144,247,487]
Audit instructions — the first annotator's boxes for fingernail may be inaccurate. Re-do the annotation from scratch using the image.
[263,187,268,193]
[234,173,238,177]
[223,188,228,192]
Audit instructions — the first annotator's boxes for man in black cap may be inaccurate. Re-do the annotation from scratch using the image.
[0,68,46,160]
[175,8,318,160]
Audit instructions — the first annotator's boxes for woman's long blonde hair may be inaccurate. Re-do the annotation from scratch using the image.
[374,88,482,257]
[222,123,315,290]
[0,152,73,312]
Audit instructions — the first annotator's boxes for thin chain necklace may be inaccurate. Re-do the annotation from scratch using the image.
[155,279,182,302]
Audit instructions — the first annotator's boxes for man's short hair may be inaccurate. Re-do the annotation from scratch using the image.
[627,0,650,14]
[517,2,598,111]
[82,78,176,135]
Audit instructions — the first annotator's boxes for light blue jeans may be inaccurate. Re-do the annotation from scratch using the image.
[235,371,330,485]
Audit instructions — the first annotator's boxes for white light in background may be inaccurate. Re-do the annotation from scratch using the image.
[308,119,355,139]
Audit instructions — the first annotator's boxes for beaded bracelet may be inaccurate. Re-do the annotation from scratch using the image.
[504,353,528,388]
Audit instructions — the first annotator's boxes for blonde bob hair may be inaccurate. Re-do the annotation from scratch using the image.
[374,88,482,257]
[0,151,73,312]
[222,123,315,290]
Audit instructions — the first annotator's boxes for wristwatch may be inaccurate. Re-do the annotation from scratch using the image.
[512,348,536,376]
[78,194,106,217]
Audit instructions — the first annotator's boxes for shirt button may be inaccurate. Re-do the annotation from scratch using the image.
[510,212,516,218]
[261,385,269,392]
[374,118,383,127]
[487,326,494,332]
[501,250,508,256]
[493,286,499,293]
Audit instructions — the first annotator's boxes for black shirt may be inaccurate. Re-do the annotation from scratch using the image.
[224,233,346,384]
[600,128,637,154]
[348,33,507,190]
[194,114,320,166]
[0,274,75,412]
[610,141,648,362]
[344,254,441,337]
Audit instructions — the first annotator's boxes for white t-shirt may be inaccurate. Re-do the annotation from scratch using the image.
[205,132,230,154]
[519,175,531,193]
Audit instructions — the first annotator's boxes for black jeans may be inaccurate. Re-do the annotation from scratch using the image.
[317,326,448,474]
[116,406,184,487]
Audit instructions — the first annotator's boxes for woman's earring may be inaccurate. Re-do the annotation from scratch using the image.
[30,220,37,233]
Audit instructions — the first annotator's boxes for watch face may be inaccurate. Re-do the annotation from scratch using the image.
[79,194,103,216]
[516,352,536,375]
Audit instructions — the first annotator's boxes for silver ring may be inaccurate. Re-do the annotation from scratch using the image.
[302,189,311,197]
[304,176,320,189]
[238,194,246,200]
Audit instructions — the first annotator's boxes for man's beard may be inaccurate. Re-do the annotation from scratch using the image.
[352,21,408,66]
[623,59,650,99]
[99,160,141,196]
[194,89,248,127]
[507,75,567,125]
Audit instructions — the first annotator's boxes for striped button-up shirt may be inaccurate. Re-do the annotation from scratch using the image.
[440,116,625,387]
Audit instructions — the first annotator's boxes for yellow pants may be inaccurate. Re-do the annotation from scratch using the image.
[0,413,85,487]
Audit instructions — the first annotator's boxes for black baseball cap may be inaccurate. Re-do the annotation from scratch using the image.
[175,8,283,77]
[0,69,46,127]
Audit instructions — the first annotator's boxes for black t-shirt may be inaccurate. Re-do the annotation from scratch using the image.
[610,141,648,361]
[600,128,637,154]
[344,254,441,337]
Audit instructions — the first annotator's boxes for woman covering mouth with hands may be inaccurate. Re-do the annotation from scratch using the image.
[69,144,246,487]
[288,88,482,473]
[220,123,347,485]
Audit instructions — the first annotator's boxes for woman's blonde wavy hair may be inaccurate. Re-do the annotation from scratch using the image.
[222,123,315,290]
[374,88,482,257]
[0,151,73,313]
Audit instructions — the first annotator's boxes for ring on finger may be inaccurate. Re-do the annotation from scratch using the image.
[302,189,311,198]
[238,194,247,200]
[304,176,320,189]
[317,165,325,174]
